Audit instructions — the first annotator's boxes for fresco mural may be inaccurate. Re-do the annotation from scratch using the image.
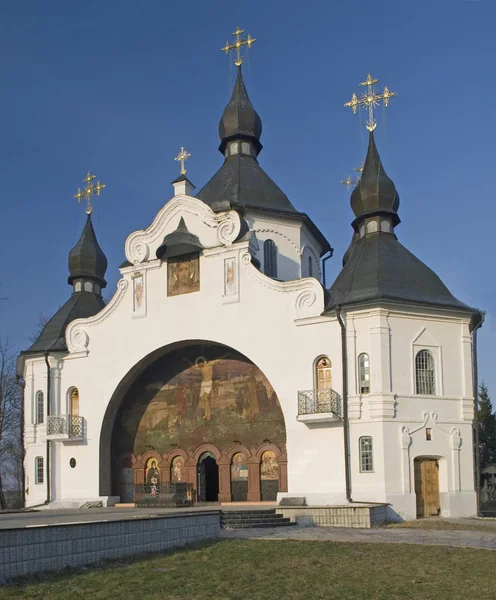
[167,254,200,296]
[171,457,185,482]
[113,350,286,458]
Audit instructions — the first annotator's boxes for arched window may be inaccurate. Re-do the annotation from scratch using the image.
[35,456,44,484]
[70,388,79,416]
[316,357,332,390]
[415,350,436,395]
[308,256,313,277]
[35,391,44,424]
[358,353,370,394]
[263,239,278,278]
[359,437,373,472]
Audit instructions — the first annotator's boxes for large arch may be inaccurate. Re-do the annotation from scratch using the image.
[99,340,287,500]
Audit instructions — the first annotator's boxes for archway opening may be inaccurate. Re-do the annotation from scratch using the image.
[106,341,287,503]
[197,452,219,502]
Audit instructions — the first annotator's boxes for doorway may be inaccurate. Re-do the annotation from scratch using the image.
[197,453,219,502]
[414,458,440,517]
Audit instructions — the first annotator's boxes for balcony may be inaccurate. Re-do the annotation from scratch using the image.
[47,415,85,441]
[297,389,342,424]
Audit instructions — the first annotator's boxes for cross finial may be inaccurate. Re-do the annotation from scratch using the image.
[174,147,191,175]
[221,26,256,66]
[74,171,106,215]
[345,73,397,132]
[340,164,364,190]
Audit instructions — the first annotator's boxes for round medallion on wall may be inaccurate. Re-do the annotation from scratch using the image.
[70,458,76,468]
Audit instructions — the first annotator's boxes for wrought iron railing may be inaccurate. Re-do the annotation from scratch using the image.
[134,482,196,508]
[298,389,342,417]
[47,415,85,438]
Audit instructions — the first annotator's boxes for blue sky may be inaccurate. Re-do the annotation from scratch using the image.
[1,0,495,396]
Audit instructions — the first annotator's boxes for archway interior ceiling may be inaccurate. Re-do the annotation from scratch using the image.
[112,344,286,461]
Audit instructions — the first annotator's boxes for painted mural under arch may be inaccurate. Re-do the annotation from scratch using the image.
[112,344,287,501]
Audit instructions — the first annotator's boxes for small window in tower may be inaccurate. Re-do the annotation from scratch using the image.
[358,354,370,394]
[263,239,278,278]
[426,428,432,441]
[359,437,373,472]
[35,391,44,424]
[35,456,44,484]
[308,256,313,277]
[415,350,436,395]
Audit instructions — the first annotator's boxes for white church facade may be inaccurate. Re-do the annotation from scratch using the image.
[18,65,483,521]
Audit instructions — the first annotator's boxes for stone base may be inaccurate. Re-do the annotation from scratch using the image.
[276,504,389,528]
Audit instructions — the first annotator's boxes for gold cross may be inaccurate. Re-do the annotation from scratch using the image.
[174,147,191,175]
[221,26,256,66]
[345,73,397,132]
[341,164,364,190]
[74,171,106,215]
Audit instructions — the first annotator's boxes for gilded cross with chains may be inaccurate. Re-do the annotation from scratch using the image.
[221,26,256,66]
[73,171,106,215]
[174,147,191,175]
[345,73,397,132]
[340,163,364,190]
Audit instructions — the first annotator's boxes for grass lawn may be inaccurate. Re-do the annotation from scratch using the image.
[1,539,495,600]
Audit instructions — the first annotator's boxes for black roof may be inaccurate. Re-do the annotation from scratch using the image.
[156,217,204,260]
[325,132,479,317]
[68,214,108,288]
[23,292,106,353]
[325,232,475,313]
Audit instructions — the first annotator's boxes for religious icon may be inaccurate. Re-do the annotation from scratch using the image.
[231,453,248,480]
[145,458,160,497]
[224,258,236,296]
[133,273,144,310]
[167,254,200,297]
[171,456,184,482]
[197,357,213,421]
[261,451,278,480]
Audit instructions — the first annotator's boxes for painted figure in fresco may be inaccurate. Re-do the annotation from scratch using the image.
[231,453,248,480]
[225,259,236,295]
[261,451,279,480]
[168,257,199,296]
[197,358,213,421]
[172,457,184,482]
[235,390,245,416]
[146,459,160,485]
[134,274,143,309]
[246,368,259,421]
[176,383,187,422]
[256,381,270,412]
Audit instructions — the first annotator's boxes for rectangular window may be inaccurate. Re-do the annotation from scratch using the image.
[359,437,373,472]
[35,457,44,484]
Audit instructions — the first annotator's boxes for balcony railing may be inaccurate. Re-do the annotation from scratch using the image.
[47,415,85,439]
[298,389,342,418]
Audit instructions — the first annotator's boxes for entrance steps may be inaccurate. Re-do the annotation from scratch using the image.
[221,509,295,529]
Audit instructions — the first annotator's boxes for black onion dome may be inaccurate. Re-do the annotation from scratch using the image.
[68,214,108,288]
[350,131,400,228]
[218,66,262,155]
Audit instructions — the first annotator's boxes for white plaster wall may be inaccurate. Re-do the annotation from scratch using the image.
[22,194,477,518]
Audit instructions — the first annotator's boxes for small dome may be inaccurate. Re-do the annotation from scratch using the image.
[350,132,400,227]
[68,214,107,288]
[156,217,204,260]
[218,66,262,155]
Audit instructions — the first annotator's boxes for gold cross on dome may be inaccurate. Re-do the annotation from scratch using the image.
[340,164,364,190]
[73,171,106,215]
[221,26,256,66]
[174,147,191,175]
[345,73,397,132]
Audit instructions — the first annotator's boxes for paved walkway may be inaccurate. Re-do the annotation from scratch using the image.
[221,524,496,550]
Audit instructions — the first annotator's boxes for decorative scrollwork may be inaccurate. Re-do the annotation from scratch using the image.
[295,290,317,313]
[69,328,89,353]
[216,213,241,246]
[128,237,149,264]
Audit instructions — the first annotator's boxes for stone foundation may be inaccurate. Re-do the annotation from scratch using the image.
[276,504,389,528]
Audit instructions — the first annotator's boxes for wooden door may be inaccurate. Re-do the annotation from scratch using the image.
[414,458,440,518]
[70,388,79,417]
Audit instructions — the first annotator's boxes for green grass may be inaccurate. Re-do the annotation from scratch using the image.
[1,539,495,600]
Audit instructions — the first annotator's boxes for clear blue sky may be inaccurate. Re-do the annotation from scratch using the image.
[1,1,495,396]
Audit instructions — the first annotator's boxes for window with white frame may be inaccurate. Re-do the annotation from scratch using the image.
[35,456,44,484]
[263,239,278,278]
[35,391,44,424]
[359,436,373,472]
[415,349,436,395]
[358,353,370,394]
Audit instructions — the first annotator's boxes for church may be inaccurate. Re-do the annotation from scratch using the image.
[18,37,483,521]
